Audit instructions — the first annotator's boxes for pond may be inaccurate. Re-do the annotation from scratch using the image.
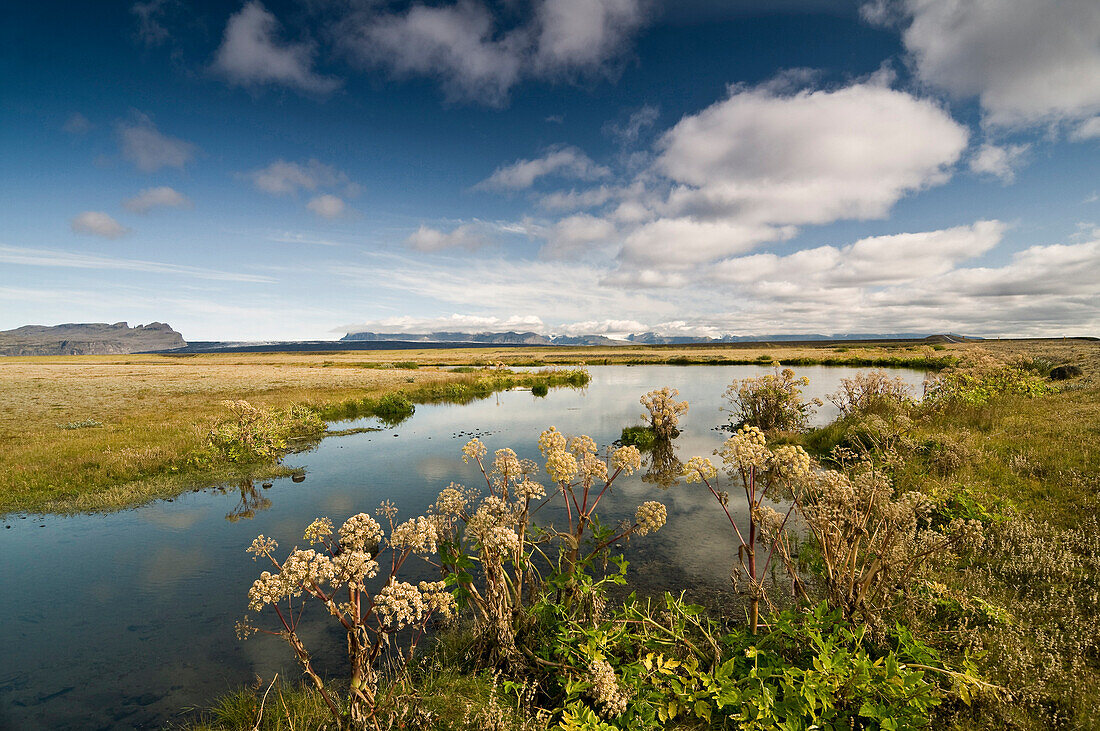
[0,364,927,730]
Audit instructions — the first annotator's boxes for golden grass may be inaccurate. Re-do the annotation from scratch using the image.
[0,355,536,515]
[1,338,1091,516]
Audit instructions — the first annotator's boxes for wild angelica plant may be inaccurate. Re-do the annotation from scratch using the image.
[436,428,661,662]
[237,510,455,729]
[682,426,813,633]
[724,366,821,431]
[639,386,688,441]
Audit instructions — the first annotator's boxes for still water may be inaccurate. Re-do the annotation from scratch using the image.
[0,365,926,730]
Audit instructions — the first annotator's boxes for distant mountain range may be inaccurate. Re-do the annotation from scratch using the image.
[0,322,980,357]
[341,330,965,346]
[0,322,185,356]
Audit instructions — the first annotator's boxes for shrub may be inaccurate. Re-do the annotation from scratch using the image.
[207,400,325,464]
[618,425,655,451]
[374,393,415,425]
[828,370,913,417]
[639,387,688,441]
[531,382,549,398]
[924,350,1050,406]
[725,367,821,432]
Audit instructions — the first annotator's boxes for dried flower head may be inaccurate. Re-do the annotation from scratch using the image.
[538,426,567,457]
[390,516,439,555]
[611,445,642,474]
[545,447,579,484]
[682,456,718,482]
[719,425,770,475]
[587,658,630,718]
[434,483,468,516]
[247,535,278,558]
[339,513,384,552]
[462,438,487,464]
[634,501,667,536]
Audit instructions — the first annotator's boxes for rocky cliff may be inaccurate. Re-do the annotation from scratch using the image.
[0,322,186,356]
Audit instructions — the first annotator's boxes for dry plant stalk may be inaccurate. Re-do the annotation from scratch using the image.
[237,509,455,729]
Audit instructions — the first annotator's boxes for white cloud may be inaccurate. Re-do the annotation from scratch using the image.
[405,223,492,251]
[62,113,92,135]
[213,1,340,94]
[342,1,525,106]
[70,212,130,239]
[655,81,968,226]
[618,219,796,271]
[116,113,197,172]
[603,104,660,146]
[477,146,610,190]
[339,313,546,335]
[538,185,617,211]
[338,0,649,105]
[875,0,1100,127]
[969,143,1030,183]
[123,186,193,213]
[0,244,274,283]
[710,221,1005,287]
[306,194,347,219]
[541,214,617,258]
[533,0,646,74]
[1071,116,1100,141]
[246,159,354,196]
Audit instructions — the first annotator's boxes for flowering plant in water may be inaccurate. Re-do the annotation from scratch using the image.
[683,426,813,633]
[436,427,662,661]
[237,508,455,729]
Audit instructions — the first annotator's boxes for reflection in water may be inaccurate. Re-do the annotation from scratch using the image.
[222,479,272,522]
[642,437,683,489]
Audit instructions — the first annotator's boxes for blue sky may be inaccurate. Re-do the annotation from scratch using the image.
[2,0,1098,340]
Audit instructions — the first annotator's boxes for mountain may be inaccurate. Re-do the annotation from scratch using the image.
[341,330,624,346]
[0,322,186,356]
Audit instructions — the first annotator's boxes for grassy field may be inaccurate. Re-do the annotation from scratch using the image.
[0,338,1088,519]
[0,353,586,515]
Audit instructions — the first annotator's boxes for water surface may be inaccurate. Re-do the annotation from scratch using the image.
[0,365,925,729]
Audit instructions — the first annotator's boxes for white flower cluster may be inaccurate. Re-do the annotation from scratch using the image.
[434,483,468,516]
[611,445,642,475]
[248,535,278,558]
[418,580,457,621]
[339,513,384,552]
[640,387,689,439]
[390,515,439,555]
[634,501,667,536]
[771,445,813,483]
[586,658,630,718]
[247,548,336,611]
[373,580,427,630]
[719,425,771,474]
[303,517,334,544]
[515,479,546,501]
[462,438,487,464]
[545,446,579,484]
[482,526,521,558]
[682,456,718,482]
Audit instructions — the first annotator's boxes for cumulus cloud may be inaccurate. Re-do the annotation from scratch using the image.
[969,143,1030,183]
[477,145,610,190]
[870,0,1100,128]
[540,214,618,258]
[338,0,649,105]
[116,113,197,172]
[123,186,193,213]
[655,81,968,226]
[70,211,130,239]
[405,223,493,251]
[710,221,1006,287]
[533,0,646,74]
[246,159,354,196]
[213,1,340,94]
[306,194,347,219]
